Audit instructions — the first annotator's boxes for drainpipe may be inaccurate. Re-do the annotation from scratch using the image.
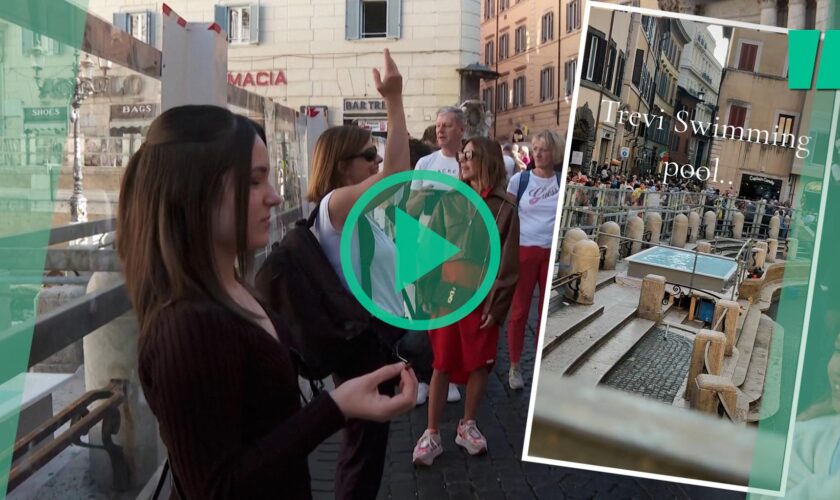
[556,0,562,126]
[493,0,500,139]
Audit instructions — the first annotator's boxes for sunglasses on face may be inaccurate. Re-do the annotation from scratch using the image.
[345,146,378,162]
[457,150,475,163]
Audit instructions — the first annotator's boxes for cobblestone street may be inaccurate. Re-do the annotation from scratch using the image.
[603,327,694,404]
[310,296,744,499]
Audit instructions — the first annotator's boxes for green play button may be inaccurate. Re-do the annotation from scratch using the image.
[394,207,460,293]
[340,170,501,330]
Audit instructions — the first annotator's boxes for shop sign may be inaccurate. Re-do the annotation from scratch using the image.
[23,107,67,124]
[228,71,287,87]
[747,175,778,185]
[355,119,388,132]
[344,99,386,115]
[110,103,157,120]
[92,75,145,97]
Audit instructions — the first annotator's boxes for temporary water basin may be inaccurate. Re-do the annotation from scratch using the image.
[624,246,738,292]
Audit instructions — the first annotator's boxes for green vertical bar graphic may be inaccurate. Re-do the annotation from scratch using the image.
[0,1,88,497]
[816,31,840,90]
[788,30,820,90]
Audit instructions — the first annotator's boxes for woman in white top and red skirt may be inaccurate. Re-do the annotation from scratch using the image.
[505,130,565,390]
[412,137,519,466]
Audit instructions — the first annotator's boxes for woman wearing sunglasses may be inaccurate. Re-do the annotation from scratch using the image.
[305,49,418,499]
[412,137,519,466]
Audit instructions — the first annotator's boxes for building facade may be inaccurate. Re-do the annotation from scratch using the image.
[480,0,664,146]
[674,20,721,167]
[575,7,633,174]
[479,0,582,144]
[81,0,481,138]
[613,11,657,175]
[568,8,690,177]
[662,0,830,31]
[712,28,803,202]
[677,20,720,126]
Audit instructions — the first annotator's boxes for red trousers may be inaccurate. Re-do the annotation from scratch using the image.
[506,246,551,364]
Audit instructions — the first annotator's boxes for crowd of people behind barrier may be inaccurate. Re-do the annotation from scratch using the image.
[562,169,793,240]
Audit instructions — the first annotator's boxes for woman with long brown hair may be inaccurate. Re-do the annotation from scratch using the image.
[118,97,416,497]
[412,136,519,466]
[305,49,415,499]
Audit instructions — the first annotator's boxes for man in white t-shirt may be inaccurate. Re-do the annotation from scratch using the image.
[407,106,464,218]
[406,106,466,405]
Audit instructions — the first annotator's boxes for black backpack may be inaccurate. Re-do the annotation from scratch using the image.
[255,208,402,381]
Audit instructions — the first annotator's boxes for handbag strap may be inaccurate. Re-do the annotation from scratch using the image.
[311,201,373,297]
[153,456,185,500]
[152,459,169,500]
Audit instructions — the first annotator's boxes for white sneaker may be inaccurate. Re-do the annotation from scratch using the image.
[413,429,443,466]
[447,383,461,403]
[416,382,430,405]
[455,419,487,455]
[509,367,524,390]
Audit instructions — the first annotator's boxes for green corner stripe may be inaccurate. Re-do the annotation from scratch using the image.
[0,1,88,497]
[816,31,840,90]
[788,31,820,90]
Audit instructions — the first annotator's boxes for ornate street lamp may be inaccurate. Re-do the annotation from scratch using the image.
[68,52,97,223]
[30,47,98,222]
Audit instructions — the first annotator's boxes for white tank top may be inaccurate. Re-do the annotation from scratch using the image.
[315,191,404,318]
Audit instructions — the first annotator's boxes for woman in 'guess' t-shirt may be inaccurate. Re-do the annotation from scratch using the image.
[504,130,565,390]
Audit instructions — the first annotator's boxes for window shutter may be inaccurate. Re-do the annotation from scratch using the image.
[582,35,594,79]
[632,49,643,86]
[113,12,129,33]
[146,10,155,45]
[593,37,606,83]
[346,0,360,40]
[565,62,570,95]
[615,53,625,95]
[249,3,260,43]
[386,0,402,38]
[214,5,230,40]
[604,45,616,88]
[738,44,753,70]
[21,28,33,56]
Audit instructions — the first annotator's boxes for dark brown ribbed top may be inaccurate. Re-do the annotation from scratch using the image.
[138,299,345,499]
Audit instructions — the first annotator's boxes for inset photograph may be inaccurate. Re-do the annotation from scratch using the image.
[525,2,827,494]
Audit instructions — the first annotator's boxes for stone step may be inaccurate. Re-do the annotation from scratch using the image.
[596,269,618,290]
[540,304,638,376]
[747,317,783,421]
[732,305,763,386]
[736,300,750,332]
[742,315,776,405]
[721,346,740,382]
[544,279,639,356]
[569,317,657,384]
[542,304,604,357]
